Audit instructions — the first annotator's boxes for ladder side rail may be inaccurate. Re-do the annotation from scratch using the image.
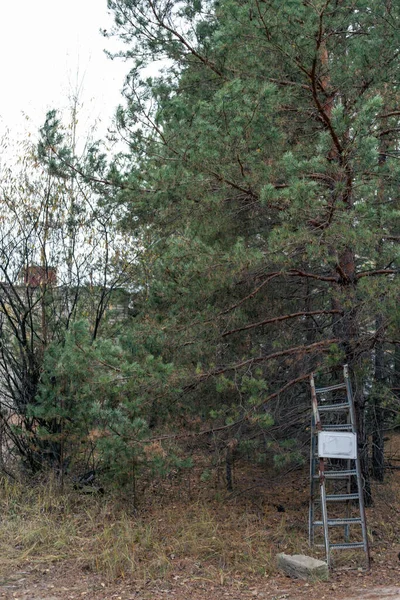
[343,364,356,431]
[320,480,330,566]
[345,403,352,542]
[309,412,317,546]
[309,374,319,546]
[310,373,321,429]
[310,373,330,559]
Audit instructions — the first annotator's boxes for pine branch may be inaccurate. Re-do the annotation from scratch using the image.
[142,371,315,443]
[356,269,398,279]
[221,309,342,337]
[219,273,281,316]
[288,269,338,282]
[379,111,400,118]
[205,338,340,378]
[147,0,225,79]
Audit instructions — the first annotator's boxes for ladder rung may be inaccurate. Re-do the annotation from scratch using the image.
[326,469,357,478]
[313,469,357,479]
[313,518,362,527]
[318,403,350,412]
[315,383,346,393]
[330,542,365,550]
[321,424,353,431]
[326,493,359,502]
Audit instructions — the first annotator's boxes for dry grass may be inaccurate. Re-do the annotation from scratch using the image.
[0,473,309,583]
[0,439,399,585]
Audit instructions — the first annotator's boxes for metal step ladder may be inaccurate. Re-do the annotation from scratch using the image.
[309,365,370,568]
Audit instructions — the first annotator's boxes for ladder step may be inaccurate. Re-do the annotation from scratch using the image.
[330,542,365,550]
[326,493,359,502]
[321,424,353,431]
[313,518,362,527]
[318,402,350,412]
[315,383,347,393]
[313,469,357,479]
[326,469,357,478]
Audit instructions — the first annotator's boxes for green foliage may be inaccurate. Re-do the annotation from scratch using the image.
[101,0,400,490]
[31,320,183,487]
[4,0,400,495]
[33,1,400,489]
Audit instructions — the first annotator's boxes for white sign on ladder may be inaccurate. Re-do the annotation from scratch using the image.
[318,431,357,459]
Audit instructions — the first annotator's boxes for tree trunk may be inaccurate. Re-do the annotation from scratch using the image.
[371,107,388,483]
[319,35,373,504]
[226,438,238,492]
[332,274,373,505]
[372,314,385,482]
[354,389,373,506]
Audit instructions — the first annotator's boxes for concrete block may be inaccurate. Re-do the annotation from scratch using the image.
[277,553,329,581]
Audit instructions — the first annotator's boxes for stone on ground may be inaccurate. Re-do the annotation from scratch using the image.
[277,553,329,581]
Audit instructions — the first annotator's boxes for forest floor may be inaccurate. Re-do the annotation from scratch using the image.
[0,435,399,600]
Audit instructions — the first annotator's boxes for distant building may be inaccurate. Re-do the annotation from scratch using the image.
[21,265,57,288]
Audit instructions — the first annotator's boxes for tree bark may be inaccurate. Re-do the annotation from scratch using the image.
[372,315,385,482]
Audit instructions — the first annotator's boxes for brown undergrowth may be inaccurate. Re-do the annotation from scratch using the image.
[0,435,399,587]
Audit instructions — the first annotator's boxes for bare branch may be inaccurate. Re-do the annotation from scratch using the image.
[288,269,338,282]
[356,269,397,280]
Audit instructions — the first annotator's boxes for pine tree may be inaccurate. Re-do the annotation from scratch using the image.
[102,0,400,498]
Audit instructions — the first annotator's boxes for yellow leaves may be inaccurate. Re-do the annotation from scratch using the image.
[87,428,110,441]
[143,441,166,460]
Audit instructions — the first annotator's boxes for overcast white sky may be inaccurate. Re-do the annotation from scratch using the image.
[0,0,128,147]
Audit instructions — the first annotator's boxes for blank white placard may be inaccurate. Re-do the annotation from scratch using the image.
[318,431,357,459]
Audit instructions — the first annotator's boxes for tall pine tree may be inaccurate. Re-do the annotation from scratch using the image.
[101,0,400,499]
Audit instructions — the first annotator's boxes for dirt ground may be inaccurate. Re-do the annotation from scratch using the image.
[0,562,399,600]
